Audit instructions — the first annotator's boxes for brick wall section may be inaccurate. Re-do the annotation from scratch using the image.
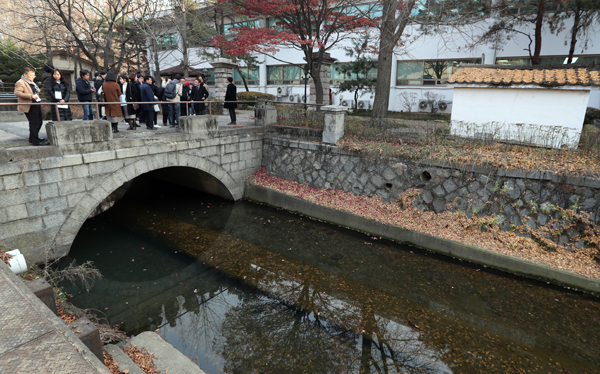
[0,128,263,263]
[262,137,600,251]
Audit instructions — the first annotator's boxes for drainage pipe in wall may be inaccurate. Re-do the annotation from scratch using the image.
[6,249,27,275]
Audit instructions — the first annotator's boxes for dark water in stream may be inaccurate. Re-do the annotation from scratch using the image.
[61,176,600,373]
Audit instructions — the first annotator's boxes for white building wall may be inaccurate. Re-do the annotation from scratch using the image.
[152,16,600,110]
[450,86,591,149]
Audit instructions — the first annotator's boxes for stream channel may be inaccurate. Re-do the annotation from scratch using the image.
[60,176,600,373]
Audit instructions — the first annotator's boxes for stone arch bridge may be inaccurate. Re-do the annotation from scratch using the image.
[0,117,263,263]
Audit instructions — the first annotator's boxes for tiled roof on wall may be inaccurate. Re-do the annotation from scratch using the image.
[449,65,600,87]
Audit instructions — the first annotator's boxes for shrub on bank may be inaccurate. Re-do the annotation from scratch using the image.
[237,91,276,109]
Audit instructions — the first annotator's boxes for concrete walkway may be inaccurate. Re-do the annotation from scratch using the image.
[0,261,110,373]
[0,110,256,149]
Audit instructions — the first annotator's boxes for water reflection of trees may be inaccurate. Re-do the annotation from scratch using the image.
[208,272,451,373]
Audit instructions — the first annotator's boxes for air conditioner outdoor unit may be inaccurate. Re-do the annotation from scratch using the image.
[341,100,349,107]
[291,94,301,102]
[301,94,307,103]
[418,100,430,112]
[289,94,295,102]
[437,100,452,113]
[277,86,289,96]
[357,100,371,110]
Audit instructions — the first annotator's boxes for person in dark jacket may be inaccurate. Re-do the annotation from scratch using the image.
[102,72,123,133]
[45,69,72,121]
[94,71,107,119]
[76,70,96,120]
[150,77,159,126]
[128,72,141,127]
[137,74,146,124]
[191,77,209,115]
[181,80,191,116]
[140,75,157,130]
[224,77,237,125]
[159,79,170,126]
[120,74,137,130]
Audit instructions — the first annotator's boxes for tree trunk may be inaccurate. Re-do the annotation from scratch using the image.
[153,38,161,83]
[372,44,393,118]
[567,5,581,64]
[181,10,189,76]
[532,0,545,65]
[235,66,249,91]
[371,0,415,118]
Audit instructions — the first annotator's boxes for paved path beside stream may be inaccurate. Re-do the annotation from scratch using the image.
[0,261,110,373]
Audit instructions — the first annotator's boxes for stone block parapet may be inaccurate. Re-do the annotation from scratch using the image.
[0,126,264,263]
[46,120,112,146]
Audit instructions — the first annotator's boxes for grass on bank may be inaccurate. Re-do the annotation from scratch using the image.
[338,115,600,178]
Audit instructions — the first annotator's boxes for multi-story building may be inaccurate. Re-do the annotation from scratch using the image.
[148,3,600,111]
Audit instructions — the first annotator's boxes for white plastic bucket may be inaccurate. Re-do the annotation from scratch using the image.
[6,249,27,275]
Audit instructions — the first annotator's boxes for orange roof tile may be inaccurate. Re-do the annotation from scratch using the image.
[449,65,600,87]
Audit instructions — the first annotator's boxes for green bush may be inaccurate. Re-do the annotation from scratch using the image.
[237,91,276,109]
[206,100,224,115]
[346,109,450,122]
[585,107,600,125]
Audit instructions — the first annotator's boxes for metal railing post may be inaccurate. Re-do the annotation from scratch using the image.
[55,103,60,121]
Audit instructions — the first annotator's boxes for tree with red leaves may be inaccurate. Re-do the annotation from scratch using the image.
[213,0,375,105]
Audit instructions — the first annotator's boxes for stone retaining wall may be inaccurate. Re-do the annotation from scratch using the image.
[262,136,600,250]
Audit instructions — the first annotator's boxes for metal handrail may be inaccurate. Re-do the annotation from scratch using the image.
[0,99,330,122]
[0,100,257,121]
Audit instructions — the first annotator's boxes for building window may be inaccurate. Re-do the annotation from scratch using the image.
[496,57,531,65]
[233,66,259,85]
[267,65,302,85]
[397,61,425,86]
[396,59,481,86]
[156,33,178,51]
[223,20,260,36]
[331,63,378,85]
[204,69,215,85]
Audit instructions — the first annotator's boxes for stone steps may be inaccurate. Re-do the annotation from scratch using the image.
[107,332,205,374]
[104,344,145,374]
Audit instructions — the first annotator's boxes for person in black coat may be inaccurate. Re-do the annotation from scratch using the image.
[180,80,191,115]
[158,79,170,126]
[128,72,142,127]
[140,75,157,130]
[191,77,209,115]
[150,77,159,126]
[45,69,72,121]
[224,77,237,125]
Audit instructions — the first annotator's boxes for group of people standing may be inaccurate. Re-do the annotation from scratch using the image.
[14,66,238,145]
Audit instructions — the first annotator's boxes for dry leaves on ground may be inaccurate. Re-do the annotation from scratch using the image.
[56,301,78,324]
[249,168,600,280]
[124,346,160,374]
[104,352,124,374]
[0,250,13,266]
